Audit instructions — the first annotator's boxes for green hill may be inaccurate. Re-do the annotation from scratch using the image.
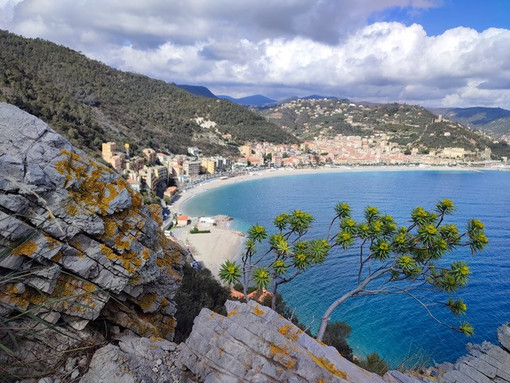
[261,98,510,159]
[0,30,297,156]
[428,107,510,140]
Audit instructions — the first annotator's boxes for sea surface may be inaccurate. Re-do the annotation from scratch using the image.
[183,169,510,367]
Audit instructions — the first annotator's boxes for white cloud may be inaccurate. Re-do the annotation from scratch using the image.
[1,0,509,108]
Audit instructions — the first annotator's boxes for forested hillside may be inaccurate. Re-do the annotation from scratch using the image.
[0,30,297,155]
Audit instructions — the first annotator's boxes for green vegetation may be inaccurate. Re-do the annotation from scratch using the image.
[219,210,330,310]
[356,352,389,376]
[189,226,211,234]
[316,199,487,341]
[174,263,230,343]
[0,30,297,156]
[218,200,488,343]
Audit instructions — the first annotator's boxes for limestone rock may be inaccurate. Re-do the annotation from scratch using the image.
[498,322,510,352]
[80,334,197,383]
[0,103,186,378]
[179,300,386,383]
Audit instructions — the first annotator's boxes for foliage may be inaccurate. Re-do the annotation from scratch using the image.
[322,322,354,361]
[189,226,211,234]
[0,30,297,156]
[315,199,488,341]
[174,263,230,343]
[218,210,330,309]
[355,352,389,376]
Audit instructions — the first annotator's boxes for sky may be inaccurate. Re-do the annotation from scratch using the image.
[1,0,510,109]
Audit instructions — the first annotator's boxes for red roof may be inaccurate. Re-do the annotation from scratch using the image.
[177,215,189,221]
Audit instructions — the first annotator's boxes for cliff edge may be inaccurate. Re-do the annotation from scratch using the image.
[0,102,186,378]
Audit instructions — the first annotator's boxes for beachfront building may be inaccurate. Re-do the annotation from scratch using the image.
[164,186,177,200]
[176,215,190,227]
[183,160,201,178]
[201,158,216,174]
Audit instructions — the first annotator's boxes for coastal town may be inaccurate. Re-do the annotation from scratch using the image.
[101,127,506,206]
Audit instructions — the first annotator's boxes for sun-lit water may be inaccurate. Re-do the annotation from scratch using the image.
[183,170,510,367]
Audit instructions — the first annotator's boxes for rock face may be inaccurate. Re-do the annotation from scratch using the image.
[81,334,197,383]
[0,103,186,377]
[179,299,386,383]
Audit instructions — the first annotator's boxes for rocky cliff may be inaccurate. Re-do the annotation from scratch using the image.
[0,102,186,378]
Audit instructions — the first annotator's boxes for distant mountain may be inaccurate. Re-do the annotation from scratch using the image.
[428,107,510,140]
[0,30,297,156]
[217,94,276,107]
[175,84,217,98]
[260,99,510,159]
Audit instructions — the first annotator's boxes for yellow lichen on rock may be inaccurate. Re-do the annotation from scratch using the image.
[252,305,264,316]
[100,244,143,274]
[309,353,348,379]
[227,309,238,317]
[278,324,300,341]
[147,204,163,226]
[269,343,296,369]
[55,149,126,216]
[11,240,38,257]
[138,293,158,311]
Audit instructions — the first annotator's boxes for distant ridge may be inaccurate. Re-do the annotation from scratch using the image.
[217,94,276,107]
[428,107,510,139]
[175,84,217,98]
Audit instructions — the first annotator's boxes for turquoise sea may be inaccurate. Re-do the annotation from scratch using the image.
[183,170,510,367]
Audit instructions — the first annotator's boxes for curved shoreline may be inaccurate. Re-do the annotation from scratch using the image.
[172,165,481,215]
[169,165,488,278]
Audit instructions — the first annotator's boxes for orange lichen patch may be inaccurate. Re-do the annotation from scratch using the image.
[102,217,118,239]
[0,275,99,313]
[0,284,29,310]
[11,240,38,257]
[142,249,151,260]
[269,343,296,369]
[136,313,176,339]
[227,309,239,317]
[114,234,131,251]
[309,353,347,379]
[252,305,264,316]
[314,338,327,347]
[69,239,83,252]
[45,235,61,250]
[156,252,183,281]
[161,297,169,307]
[147,204,163,226]
[51,252,63,262]
[55,150,126,217]
[218,347,224,356]
[138,293,158,311]
[100,244,143,274]
[48,275,100,313]
[278,324,300,341]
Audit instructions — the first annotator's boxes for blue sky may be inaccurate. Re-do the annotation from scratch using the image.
[376,0,510,35]
[1,0,510,109]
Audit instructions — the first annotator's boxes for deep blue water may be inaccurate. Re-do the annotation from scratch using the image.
[183,170,510,367]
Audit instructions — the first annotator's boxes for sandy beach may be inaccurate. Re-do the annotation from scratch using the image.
[169,164,493,278]
[170,215,245,279]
